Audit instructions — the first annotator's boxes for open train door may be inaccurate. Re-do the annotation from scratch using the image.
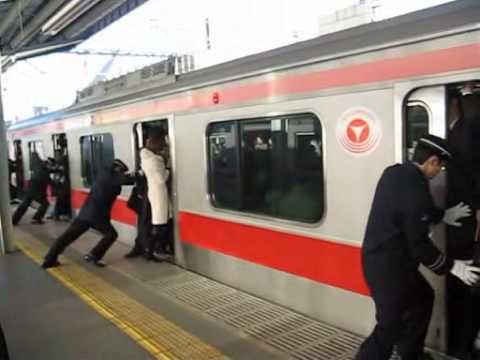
[52,133,72,218]
[406,81,480,355]
[405,85,448,351]
[133,118,176,258]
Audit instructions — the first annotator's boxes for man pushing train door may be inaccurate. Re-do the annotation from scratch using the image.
[356,135,479,360]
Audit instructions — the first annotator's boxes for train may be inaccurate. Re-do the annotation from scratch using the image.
[7,0,480,352]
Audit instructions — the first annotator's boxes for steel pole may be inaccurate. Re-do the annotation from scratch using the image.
[0,54,15,254]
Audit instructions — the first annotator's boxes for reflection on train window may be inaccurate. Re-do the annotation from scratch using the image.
[28,140,45,171]
[207,113,324,223]
[405,104,429,160]
[80,133,114,187]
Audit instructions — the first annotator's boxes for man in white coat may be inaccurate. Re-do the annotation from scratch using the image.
[141,129,171,262]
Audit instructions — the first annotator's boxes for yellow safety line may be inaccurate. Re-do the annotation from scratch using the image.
[16,239,228,360]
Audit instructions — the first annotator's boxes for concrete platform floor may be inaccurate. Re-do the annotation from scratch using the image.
[0,251,154,360]
[7,209,459,360]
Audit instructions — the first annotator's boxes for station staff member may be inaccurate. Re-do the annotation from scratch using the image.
[12,154,53,225]
[355,135,480,360]
[42,159,134,268]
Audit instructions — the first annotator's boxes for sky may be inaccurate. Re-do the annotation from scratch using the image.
[2,0,456,122]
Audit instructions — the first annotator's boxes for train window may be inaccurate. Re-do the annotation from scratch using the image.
[207,113,324,223]
[208,122,242,210]
[28,140,44,171]
[405,103,429,160]
[80,133,114,187]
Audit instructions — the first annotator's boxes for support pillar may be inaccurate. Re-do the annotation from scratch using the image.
[0,55,15,254]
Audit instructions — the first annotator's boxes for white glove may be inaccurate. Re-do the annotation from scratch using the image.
[443,202,471,227]
[450,260,480,286]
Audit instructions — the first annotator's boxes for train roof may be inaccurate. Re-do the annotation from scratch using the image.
[9,0,480,132]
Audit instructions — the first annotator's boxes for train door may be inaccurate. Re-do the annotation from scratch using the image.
[405,81,480,353]
[52,133,72,218]
[133,119,174,254]
[405,86,447,351]
[13,139,25,195]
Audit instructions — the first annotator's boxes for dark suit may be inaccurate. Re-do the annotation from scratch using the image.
[12,162,50,225]
[446,109,480,357]
[44,168,133,263]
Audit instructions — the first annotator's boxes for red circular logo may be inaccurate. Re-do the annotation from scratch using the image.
[336,108,381,155]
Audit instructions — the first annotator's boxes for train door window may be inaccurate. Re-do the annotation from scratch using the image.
[207,113,324,223]
[52,133,71,216]
[405,103,430,160]
[28,140,44,171]
[133,120,168,170]
[52,133,68,159]
[80,133,114,187]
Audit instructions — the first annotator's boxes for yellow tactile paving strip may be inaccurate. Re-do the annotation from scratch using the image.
[15,237,229,360]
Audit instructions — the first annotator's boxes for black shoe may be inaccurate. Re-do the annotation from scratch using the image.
[124,250,142,259]
[31,219,45,225]
[42,259,61,269]
[83,254,106,267]
[144,254,163,263]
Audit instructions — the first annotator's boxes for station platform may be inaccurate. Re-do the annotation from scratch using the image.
[4,212,457,360]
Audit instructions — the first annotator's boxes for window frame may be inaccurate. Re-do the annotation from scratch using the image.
[79,133,114,188]
[27,139,45,171]
[206,111,325,225]
[404,100,432,161]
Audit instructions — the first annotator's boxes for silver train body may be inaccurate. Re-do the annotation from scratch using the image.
[7,0,480,351]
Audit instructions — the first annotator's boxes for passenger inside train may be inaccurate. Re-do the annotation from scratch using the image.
[402,80,480,359]
[444,81,480,359]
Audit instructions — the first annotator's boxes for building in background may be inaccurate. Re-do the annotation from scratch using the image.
[318,0,381,36]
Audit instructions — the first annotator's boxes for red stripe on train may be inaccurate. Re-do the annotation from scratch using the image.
[179,211,369,296]
[93,43,480,124]
[11,43,480,137]
[71,189,137,226]
[70,189,369,295]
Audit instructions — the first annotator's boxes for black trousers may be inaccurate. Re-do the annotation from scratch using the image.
[130,202,151,255]
[356,268,434,360]
[146,223,169,256]
[0,323,9,360]
[446,218,479,357]
[12,193,49,225]
[54,188,71,218]
[44,218,118,263]
[447,274,480,358]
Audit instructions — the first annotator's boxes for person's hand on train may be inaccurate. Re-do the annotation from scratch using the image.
[443,202,471,226]
[450,260,480,286]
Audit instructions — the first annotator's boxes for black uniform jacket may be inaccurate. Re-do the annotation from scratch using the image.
[77,168,134,225]
[447,116,480,209]
[362,162,453,289]
[27,164,50,199]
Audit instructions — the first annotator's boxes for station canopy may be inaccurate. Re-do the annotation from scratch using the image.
[0,0,149,71]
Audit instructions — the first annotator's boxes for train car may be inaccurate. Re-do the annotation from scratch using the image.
[7,0,480,352]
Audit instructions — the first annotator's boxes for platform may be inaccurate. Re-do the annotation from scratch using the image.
[5,211,458,360]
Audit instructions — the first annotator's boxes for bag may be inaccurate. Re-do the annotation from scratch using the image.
[127,186,142,213]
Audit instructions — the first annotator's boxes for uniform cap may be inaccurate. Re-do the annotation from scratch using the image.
[418,134,452,159]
